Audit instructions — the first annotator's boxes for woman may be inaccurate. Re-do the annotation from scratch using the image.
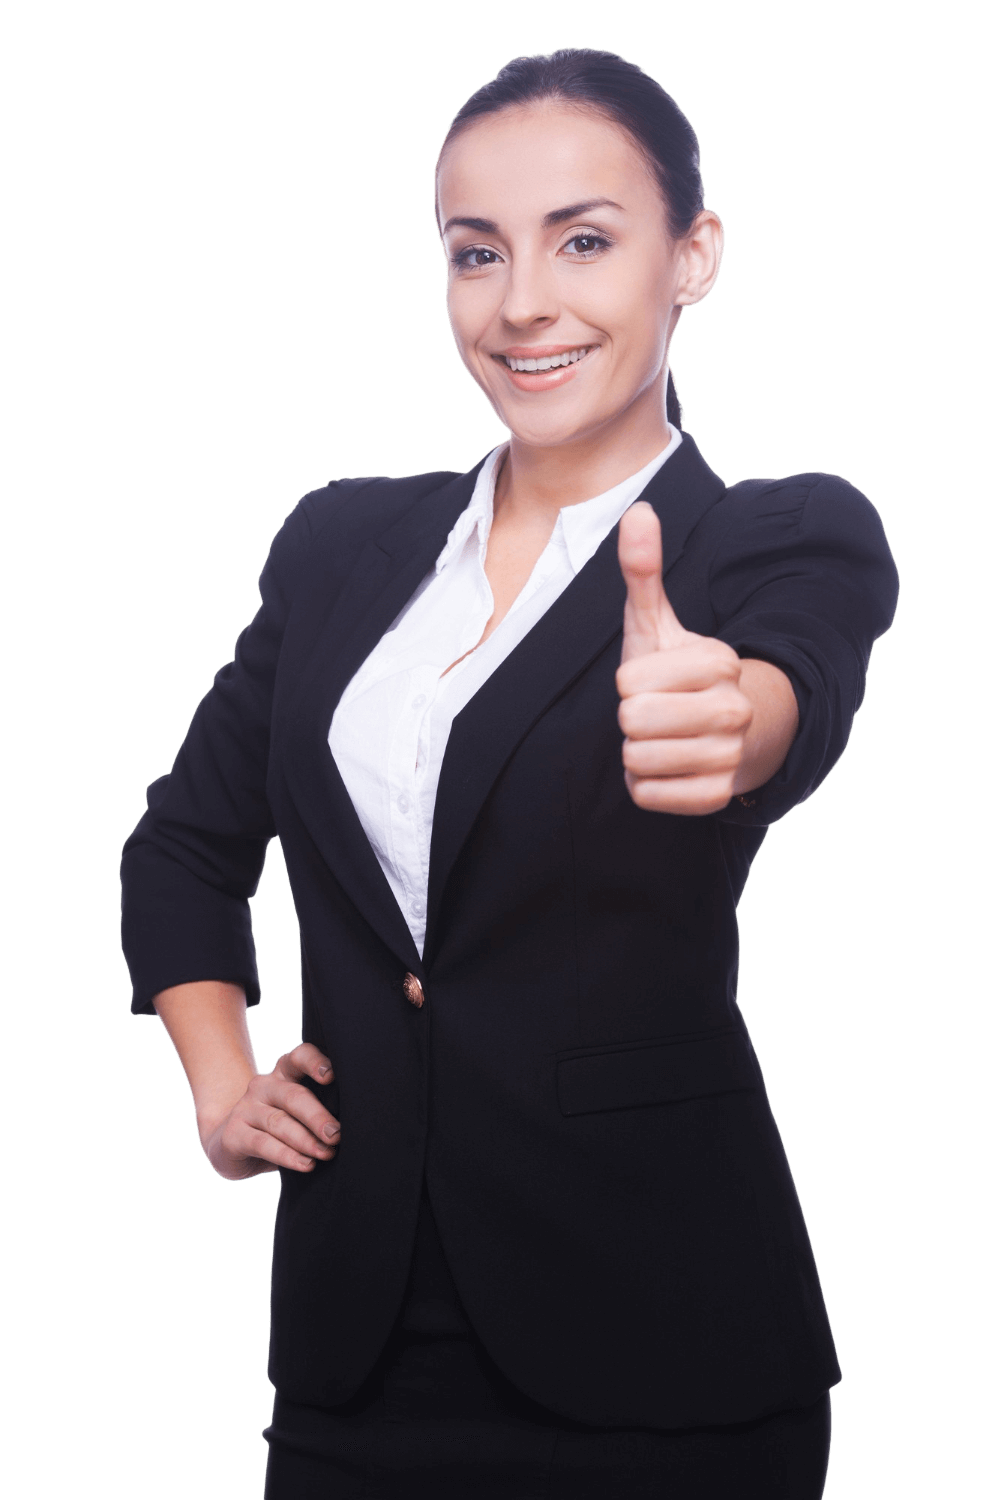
[122,48,898,1499]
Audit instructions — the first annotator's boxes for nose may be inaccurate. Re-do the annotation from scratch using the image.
[499,249,558,331]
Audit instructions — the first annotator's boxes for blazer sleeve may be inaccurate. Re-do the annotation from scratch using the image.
[121,497,318,1014]
[708,473,899,826]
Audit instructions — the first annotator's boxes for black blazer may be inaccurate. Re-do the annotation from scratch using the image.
[122,433,897,1428]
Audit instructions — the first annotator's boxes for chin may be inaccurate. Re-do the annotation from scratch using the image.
[506,409,615,450]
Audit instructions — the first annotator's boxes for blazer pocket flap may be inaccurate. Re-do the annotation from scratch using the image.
[556,1030,759,1117]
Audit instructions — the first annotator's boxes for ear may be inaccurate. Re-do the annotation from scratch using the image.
[675,210,724,307]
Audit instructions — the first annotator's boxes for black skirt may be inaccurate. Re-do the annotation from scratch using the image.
[264,1185,831,1499]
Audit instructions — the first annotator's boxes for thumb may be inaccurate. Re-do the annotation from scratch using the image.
[618,501,686,662]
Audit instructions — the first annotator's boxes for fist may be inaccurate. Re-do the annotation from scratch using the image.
[616,501,752,816]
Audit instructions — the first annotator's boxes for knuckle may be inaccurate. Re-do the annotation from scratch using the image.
[717,699,748,734]
[686,793,715,816]
[631,778,660,811]
[621,739,641,771]
[701,777,734,813]
[265,1108,285,1136]
[714,740,741,772]
[620,700,648,738]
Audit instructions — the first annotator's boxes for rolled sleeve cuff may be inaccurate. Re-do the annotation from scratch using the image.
[714,626,838,827]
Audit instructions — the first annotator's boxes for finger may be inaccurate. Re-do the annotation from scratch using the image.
[269,1078,341,1145]
[280,1043,334,1084]
[619,684,752,741]
[220,1114,318,1173]
[617,640,742,700]
[247,1101,338,1160]
[618,502,666,660]
[618,502,687,661]
[622,734,742,779]
[240,1124,319,1173]
[626,771,736,817]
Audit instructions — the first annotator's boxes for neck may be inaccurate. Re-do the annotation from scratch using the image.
[493,384,674,528]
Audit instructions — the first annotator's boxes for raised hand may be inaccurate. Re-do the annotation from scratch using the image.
[616,501,752,816]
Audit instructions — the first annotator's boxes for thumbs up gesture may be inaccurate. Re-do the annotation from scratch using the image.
[616,501,753,815]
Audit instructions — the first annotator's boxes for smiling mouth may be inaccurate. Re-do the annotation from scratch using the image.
[494,345,597,372]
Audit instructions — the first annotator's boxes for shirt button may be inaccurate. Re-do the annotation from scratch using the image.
[412,694,427,710]
[402,973,425,1008]
[410,897,426,917]
[397,793,410,813]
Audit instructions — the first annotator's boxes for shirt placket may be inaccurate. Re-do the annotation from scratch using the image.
[385,511,496,946]
[387,668,435,938]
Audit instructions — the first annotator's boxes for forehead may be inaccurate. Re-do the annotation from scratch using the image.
[437,102,657,226]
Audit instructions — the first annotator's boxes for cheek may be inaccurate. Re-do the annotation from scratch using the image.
[567,261,673,370]
[447,277,500,354]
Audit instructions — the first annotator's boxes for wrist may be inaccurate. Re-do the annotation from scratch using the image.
[733,659,798,793]
[195,1076,253,1148]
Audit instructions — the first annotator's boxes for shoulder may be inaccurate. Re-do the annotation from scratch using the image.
[710,470,886,546]
[297,468,462,543]
[691,468,895,571]
[264,467,461,585]
[683,467,898,632]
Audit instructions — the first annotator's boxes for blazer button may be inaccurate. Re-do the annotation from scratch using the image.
[402,973,425,1008]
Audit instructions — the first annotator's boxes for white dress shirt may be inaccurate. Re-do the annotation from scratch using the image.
[328,426,683,954]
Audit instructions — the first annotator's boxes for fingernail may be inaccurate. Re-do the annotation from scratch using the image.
[323,1123,339,1139]
[318,1064,331,1077]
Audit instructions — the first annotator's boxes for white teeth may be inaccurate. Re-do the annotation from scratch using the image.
[504,346,593,371]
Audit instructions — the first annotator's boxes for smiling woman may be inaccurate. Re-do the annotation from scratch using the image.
[439,104,712,445]
[121,46,898,1500]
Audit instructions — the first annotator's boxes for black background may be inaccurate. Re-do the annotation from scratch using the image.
[111,38,918,1500]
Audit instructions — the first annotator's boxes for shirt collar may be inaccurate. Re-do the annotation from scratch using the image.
[434,425,682,577]
[435,444,507,574]
[557,426,683,574]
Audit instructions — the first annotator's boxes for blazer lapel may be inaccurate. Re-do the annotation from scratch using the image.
[424,435,726,959]
[277,465,482,972]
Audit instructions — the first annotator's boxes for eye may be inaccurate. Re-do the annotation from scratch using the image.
[560,230,612,260]
[451,245,502,271]
[450,231,611,270]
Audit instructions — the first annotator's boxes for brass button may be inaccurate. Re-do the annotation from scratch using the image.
[402,972,425,1008]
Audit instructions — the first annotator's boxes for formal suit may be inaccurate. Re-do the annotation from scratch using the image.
[121,432,897,1434]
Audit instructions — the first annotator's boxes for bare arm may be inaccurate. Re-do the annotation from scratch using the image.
[153,980,340,1179]
[731,658,799,796]
[154,981,257,1138]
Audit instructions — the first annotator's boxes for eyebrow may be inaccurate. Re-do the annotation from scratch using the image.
[441,198,624,237]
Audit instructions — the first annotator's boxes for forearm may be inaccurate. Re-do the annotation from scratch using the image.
[153,981,257,1142]
[732,658,799,795]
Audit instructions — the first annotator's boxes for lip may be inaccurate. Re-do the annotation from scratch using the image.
[492,343,600,393]
[492,339,600,387]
